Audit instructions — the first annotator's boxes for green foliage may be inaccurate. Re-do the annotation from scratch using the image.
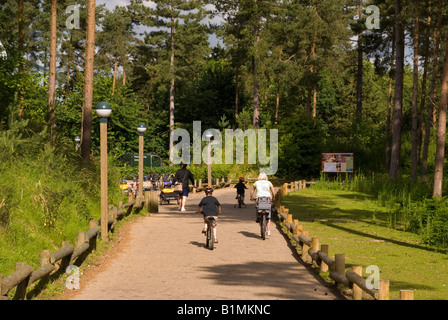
[0,125,125,276]
[278,111,326,178]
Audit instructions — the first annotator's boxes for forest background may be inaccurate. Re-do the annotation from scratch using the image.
[1,0,448,275]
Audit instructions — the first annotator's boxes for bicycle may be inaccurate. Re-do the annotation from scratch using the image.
[205,216,218,250]
[234,193,246,208]
[255,197,272,240]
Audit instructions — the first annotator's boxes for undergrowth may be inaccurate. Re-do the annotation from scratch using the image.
[0,122,125,276]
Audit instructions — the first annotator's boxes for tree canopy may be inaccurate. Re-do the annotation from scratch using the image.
[1,0,448,195]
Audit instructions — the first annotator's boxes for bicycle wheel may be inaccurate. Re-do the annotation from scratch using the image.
[206,227,214,250]
[210,227,215,250]
[260,214,267,240]
[206,227,211,249]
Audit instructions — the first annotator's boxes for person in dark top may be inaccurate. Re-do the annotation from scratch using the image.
[234,177,247,205]
[173,164,195,212]
[197,186,221,243]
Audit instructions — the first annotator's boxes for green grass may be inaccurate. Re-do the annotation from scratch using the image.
[281,188,448,300]
[0,140,126,279]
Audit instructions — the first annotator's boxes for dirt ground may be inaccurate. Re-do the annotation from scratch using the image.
[60,187,341,300]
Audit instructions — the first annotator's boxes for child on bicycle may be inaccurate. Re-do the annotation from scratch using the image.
[234,177,247,205]
[197,186,221,243]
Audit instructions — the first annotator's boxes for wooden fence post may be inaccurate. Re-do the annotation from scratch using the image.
[13,262,31,300]
[334,254,345,276]
[88,220,98,251]
[320,244,329,273]
[379,280,390,300]
[311,237,319,267]
[302,231,311,263]
[400,290,414,300]
[352,266,363,300]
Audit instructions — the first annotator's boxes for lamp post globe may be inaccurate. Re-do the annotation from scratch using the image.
[95,101,112,118]
[137,123,147,134]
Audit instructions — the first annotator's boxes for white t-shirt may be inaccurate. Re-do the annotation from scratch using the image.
[253,180,273,198]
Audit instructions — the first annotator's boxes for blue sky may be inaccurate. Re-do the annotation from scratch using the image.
[96,0,222,47]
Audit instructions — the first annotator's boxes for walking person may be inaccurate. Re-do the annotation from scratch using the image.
[173,164,195,212]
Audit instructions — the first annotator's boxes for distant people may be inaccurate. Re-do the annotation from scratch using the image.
[173,164,194,212]
[234,177,247,205]
[250,172,275,236]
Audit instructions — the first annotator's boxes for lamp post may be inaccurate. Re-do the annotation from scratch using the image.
[95,101,112,242]
[137,123,147,200]
[205,131,213,186]
[74,136,81,151]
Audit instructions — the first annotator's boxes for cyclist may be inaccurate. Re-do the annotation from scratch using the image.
[234,177,247,205]
[197,186,221,243]
[250,172,275,236]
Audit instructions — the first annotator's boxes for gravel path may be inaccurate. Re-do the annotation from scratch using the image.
[65,187,340,300]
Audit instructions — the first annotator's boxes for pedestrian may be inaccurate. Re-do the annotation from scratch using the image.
[173,163,195,212]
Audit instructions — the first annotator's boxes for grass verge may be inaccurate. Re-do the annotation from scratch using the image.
[280,188,448,300]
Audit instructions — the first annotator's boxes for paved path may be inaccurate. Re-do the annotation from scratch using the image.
[66,187,340,300]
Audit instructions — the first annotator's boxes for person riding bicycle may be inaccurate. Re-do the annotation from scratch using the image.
[234,177,247,205]
[197,186,221,243]
[250,172,275,236]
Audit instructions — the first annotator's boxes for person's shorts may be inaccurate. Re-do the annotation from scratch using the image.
[182,186,189,197]
[203,215,218,224]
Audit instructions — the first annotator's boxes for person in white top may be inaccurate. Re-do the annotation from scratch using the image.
[250,172,275,236]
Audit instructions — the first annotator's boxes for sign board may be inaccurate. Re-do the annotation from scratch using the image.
[321,153,354,173]
[121,153,163,168]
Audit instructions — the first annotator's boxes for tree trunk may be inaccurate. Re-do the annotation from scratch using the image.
[252,31,261,128]
[311,33,317,118]
[385,45,394,173]
[421,0,442,181]
[411,2,419,182]
[17,0,24,116]
[81,0,96,166]
[48,0,57,144]
[235,68,239,122]
[389,0,405,180]
[169,12,175,157]
[433,38,448,198]
[417,23,430,165]
[112,57,118,96]
[356,42,363,125]
[356,0,363,126]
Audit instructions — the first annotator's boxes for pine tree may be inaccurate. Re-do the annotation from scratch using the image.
[81,0,96,166]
